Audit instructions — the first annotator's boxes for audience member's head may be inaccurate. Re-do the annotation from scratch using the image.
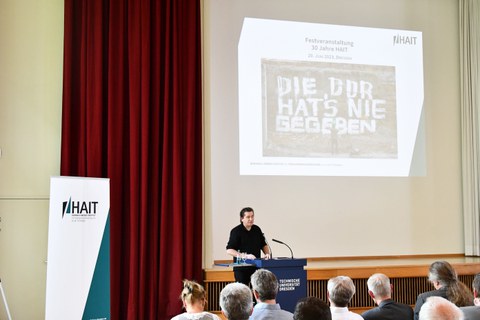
[472,273,480,306]
[219,282,253,320]
[429,261,458,288]
[250,268,278,302]
[179,279,207,311]
[419,296,464,320]
[327,276,356,308]
[367,273,392,302]
[472,273,480,297]
[293,297,332,320]
[428,261,473,307]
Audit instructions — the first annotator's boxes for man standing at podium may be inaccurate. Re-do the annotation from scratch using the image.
[226,207,271,285]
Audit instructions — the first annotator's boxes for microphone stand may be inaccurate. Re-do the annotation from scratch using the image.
[272,238,294,259]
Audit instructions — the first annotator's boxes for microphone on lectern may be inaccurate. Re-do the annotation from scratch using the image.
[272,238,294,259]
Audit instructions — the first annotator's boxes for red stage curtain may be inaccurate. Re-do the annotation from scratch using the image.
[61,0,203,318]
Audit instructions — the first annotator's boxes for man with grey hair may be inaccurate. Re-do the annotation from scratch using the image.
[327,276,364,320]
[250,268,293,319]
[361,273,413,319]
[460,273,480,320]
[219,282,253,320]
[419,296,464,320]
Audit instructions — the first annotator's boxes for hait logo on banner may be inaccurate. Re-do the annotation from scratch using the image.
[62,197,99,222]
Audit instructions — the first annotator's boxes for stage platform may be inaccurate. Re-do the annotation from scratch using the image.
[203,254,480,314]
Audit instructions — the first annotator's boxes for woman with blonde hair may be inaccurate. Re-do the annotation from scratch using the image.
[171,280,220,320]
[414,261,473,320]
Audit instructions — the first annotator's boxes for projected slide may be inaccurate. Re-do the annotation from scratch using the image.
[238,18,424,176]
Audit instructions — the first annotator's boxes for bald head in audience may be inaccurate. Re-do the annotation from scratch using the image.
[419,296,464,320]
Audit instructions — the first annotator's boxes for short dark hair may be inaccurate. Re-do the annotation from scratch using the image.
[240,207,254,219]
[294,297,331,320]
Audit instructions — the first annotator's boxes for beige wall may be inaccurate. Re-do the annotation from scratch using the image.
[0,0,466,318]
[203,0,464,265]
[0,0,63,319]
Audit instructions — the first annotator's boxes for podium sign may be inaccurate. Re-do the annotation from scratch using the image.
[250,258,307,313]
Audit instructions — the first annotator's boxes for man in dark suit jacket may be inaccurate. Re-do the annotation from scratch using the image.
[414,286,448,320]
[461,273,480,320]
[362,273,413,320]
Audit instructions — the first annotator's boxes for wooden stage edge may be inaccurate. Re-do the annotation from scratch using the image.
[206,253,480,281]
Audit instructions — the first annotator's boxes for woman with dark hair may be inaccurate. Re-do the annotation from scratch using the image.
[413,260,474,320]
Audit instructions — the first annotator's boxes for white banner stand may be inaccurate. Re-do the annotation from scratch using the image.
[45,176,110,320]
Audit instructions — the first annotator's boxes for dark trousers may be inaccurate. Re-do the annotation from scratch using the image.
[233,265,257,286]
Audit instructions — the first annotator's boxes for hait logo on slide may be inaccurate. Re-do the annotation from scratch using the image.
[62,197,99,221]
[393,34,418,46]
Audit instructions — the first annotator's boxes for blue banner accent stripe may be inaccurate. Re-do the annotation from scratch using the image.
[82,211,111,320]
